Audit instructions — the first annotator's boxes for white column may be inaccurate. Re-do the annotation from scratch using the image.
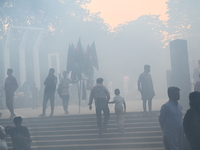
[4,27,12,78]
[33,30,43,90]
[19,30,28,85]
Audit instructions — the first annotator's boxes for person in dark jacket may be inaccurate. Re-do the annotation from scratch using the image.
[88,78,110,135]
[39,68,57,117]
[4,69,18,118]
[5,116,31,150]
[183,91,200,150]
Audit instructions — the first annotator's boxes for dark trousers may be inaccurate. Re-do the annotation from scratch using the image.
[5,92,15,115]
[143,98,152,112]
[95,100,110,130]
[43,94,55,114]
[61,95,69,113]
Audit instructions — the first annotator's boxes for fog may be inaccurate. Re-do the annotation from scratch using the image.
[0,0,200,103]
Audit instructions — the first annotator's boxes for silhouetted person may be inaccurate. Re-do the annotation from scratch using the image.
[194,74,200,92]
[31,83,39,109]
[88,78,110,135]
[137,65,155,112]
[39,68,57,117]
[159,87,183,150]
[183,91,200,150]
[0,84,4,117]
[4,69,18,118]
[193,60,200,83]
[57,71,73,114]
[5,116,31,150]
[109,89,126,133]
[0,125,8,150]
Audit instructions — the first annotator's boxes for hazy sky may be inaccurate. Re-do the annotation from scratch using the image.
[85,0,168,29]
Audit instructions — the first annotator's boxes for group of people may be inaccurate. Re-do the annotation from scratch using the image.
[159,87,200,150]
[1,68,73,118]
[1,60,200,150]
[39,68,73,116]
[87,64,154,136]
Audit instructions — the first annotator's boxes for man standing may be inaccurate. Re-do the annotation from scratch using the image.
[4,69,18,118]
[137,65,155,112]
[57,71,72,114]
[159,87,184,150]
[193,60,200,83]
[88,78,110,135]
[183,91,200,150]
[39,68,57,117]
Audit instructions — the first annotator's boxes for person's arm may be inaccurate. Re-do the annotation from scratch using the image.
[183,109,193,139]
[24,127,31,140]
[88,88,94,110]
[44,77,48,85]
[159,104,167,130]
[13,77,18,92]
[123,99,126,113]
[0,126,6,140]
[193,68,199,82]
[137,75,141,91]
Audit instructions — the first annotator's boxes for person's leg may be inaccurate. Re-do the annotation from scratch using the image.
[96,105,102,134]
[66,95,69,113]
[62,95,69,114]
[36,97,38,109]
[32,98,35,109]
[102,102,110,130]
[6,93,15,116]
[119,108,124,131]
[163,136,171,150]
[49,95,55,116]
[62,96,67,113]
[40,94,48,116]
[148,98,152,112]
[164,134,182,150]
[143,100,147,112]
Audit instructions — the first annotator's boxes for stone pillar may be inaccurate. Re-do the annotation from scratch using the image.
[170,39,191,108]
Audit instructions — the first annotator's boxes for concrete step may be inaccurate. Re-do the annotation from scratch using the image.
[2,111,164,150]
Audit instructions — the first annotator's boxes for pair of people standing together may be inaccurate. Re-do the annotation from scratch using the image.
[39,69,72,116]
[89,78,126,135]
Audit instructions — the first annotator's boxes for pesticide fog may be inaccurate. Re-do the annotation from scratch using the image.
[1,1,200,150]
[1,0,200,104]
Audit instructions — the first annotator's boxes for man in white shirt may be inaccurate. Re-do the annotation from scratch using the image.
[193,60,200,83]
[159,87,184,150]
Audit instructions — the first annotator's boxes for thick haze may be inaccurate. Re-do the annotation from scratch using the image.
[0,0,200,100]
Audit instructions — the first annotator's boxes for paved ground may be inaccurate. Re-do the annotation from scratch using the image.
[0,98,168,119]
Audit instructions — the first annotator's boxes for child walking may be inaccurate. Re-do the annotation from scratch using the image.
[110,89,126,132]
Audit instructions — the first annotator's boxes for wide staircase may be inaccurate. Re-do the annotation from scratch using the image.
[1,111,164,150]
